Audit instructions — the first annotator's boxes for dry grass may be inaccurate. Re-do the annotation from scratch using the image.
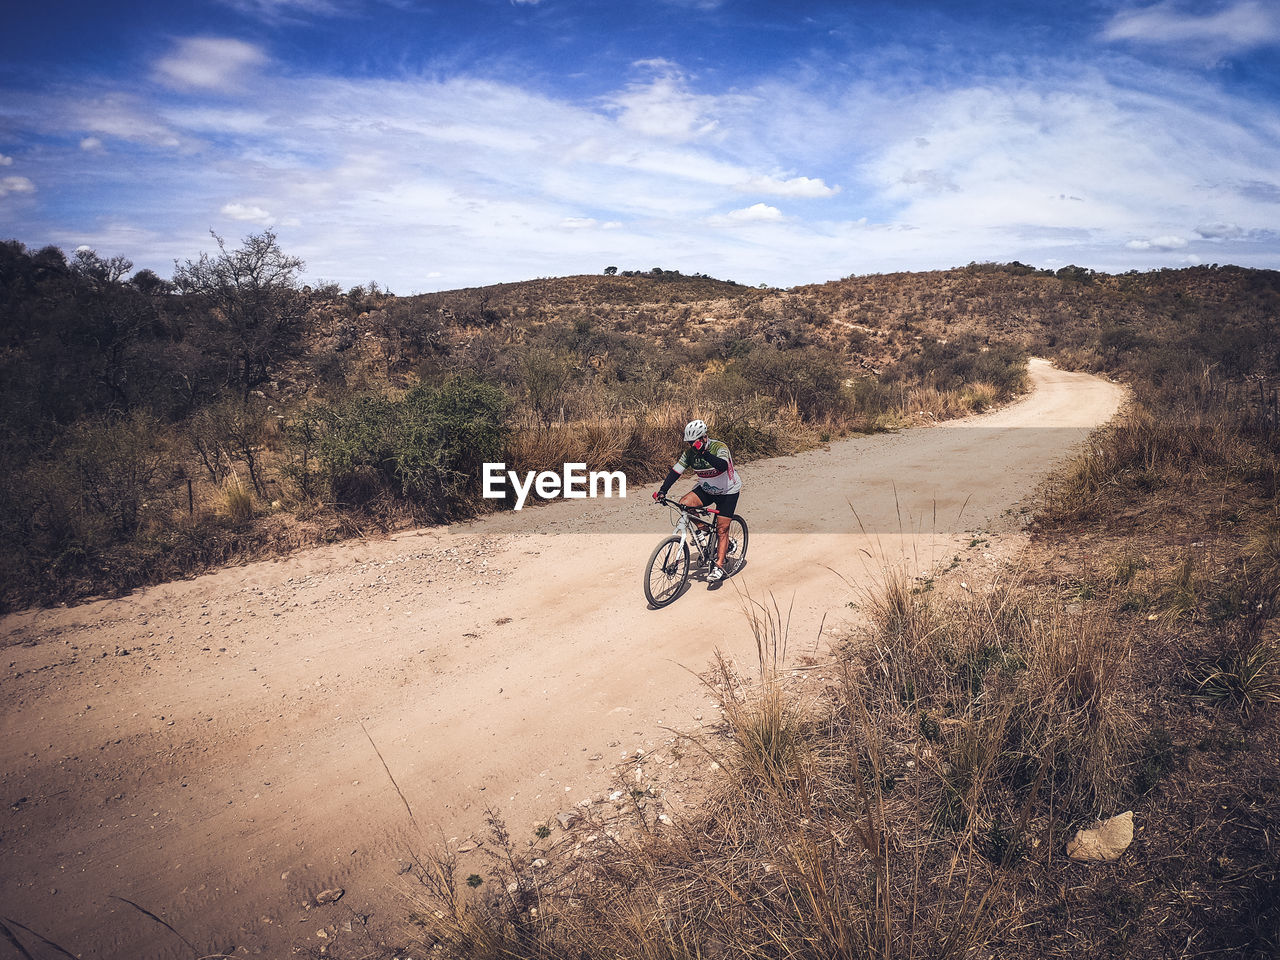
[215,472,254,526]
[399,566,1151,960]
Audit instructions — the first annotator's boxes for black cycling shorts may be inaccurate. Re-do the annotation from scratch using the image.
[692,486,739,517]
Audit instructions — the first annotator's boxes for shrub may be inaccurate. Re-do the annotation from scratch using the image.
[395,376,511,509]
[58,411,173,539]
[292,375,511,518]
[734,345,850,420]
[888,335,1028,399]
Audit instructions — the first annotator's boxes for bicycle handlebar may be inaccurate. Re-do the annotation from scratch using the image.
[653,495,717,516]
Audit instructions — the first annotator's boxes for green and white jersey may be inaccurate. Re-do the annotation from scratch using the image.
[673,438,741,495]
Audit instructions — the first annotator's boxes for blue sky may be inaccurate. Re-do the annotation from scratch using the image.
[1,0,1278,292]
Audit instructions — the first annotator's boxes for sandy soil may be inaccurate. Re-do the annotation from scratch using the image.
[0,359,1124,959]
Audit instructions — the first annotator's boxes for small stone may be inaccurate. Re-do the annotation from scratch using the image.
[316,888,344,905]
[557,811,579,830]
[531,858,547,869]
[1067,811,1134,862]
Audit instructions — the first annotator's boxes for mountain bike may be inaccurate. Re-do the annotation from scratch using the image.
[644,496,749,608]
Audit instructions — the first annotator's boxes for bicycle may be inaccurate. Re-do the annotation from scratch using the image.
[643,496,749,608]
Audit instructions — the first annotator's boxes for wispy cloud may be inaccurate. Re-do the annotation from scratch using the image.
[153,37,268,92]
[5,39,1280,289]
[1102,1,1280,58]
[0,154,12,166]
[68,95,185,148]
[215,0,344,22]
[739,174,839,198]
[1126,235,1188,250]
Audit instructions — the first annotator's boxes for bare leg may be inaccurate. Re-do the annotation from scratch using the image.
[679,491,711,539]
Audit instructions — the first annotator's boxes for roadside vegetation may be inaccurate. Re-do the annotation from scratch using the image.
[387,265,1279,959]
[3,236,1277,956]
[1,238,1029,610]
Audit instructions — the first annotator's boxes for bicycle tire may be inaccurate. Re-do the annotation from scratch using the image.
[721,514,749,574]
[644,535,690,608]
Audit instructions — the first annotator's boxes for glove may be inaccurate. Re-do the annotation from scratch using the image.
[691,438,706,451]
[652,491,662,501]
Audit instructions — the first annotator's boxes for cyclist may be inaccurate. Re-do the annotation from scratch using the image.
[652,419,741,583]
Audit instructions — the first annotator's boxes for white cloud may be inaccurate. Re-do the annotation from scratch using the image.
[1102,1,1280,57]
[0,176,36,197]
[607,70,730,141]
[1126,235,1188,251]
[859,71,1280,271]
[153,37,268,92]
[738,174,839,198]
[221,202,274,224]
[0,154,12,166]
[7,49,1280,289]
[80,137,103,151]
[724,203,783,222]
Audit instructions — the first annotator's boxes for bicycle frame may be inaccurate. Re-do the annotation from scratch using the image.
[658,497,721,567]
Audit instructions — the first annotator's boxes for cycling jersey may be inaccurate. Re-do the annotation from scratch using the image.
[673,439,741,495]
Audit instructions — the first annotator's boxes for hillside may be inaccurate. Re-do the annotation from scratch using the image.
[2,241,1279,959]
[2,239,1278,613]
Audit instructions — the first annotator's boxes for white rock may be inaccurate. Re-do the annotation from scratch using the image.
[1067,811,1134,862]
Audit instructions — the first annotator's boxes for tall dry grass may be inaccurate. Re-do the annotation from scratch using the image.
[401,564,1142,959]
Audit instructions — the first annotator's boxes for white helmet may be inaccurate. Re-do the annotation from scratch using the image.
[683,419,708,442]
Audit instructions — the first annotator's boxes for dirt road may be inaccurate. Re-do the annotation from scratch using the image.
[0,360,1123,959]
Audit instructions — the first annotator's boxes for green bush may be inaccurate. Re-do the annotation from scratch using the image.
[291,376,511,518]
[395,376,511,508]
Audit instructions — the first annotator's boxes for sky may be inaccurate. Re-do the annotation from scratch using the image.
[1,0,1278,292]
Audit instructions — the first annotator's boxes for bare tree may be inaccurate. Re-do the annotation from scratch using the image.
[174,231,307,401]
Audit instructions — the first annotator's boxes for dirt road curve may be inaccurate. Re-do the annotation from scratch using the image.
[0,360,1123,959]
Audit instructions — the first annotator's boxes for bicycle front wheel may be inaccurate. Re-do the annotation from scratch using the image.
[644,535,690,608]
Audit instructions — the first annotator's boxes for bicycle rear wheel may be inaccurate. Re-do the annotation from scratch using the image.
[720,515,749,574]
[644,535,690,608]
